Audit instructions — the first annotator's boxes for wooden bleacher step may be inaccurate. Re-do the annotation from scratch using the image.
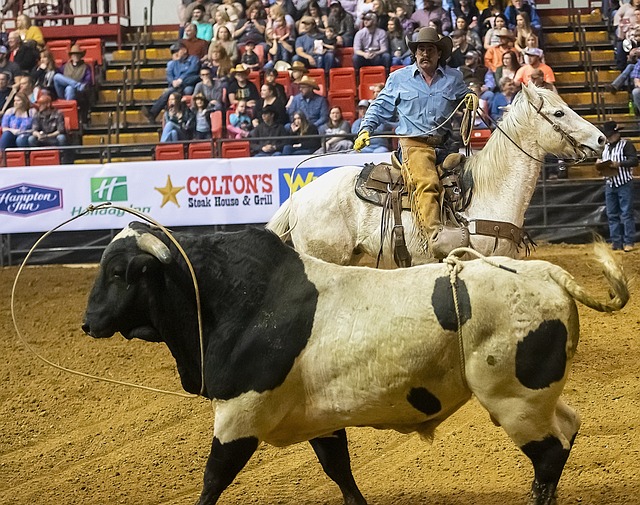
[82,132,160,146]
[99,88,165,103]
[111,48,171,62]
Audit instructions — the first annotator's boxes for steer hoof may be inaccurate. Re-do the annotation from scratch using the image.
[528,487,557,505]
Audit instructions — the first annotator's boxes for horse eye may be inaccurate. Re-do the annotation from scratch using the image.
[554,110,564,118]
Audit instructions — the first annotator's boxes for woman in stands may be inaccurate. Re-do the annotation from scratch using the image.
[0,92,33,165]
[483,13,508,49]
[263,68,288,102]
[298,1,328,33]
[479,0,505,39]
[211,10,236,43]
[213,26,239,64]
[317,106,353,153]
[253,82,287,125]
[160,92,195,142]
[16,14,44,48]
[206,43,233,78]
[387,17,411,67]
[193,66,227,111]
[493,49,521,86]
[327,1,355,47]
[31,49,58,100]
[266,4,295,66]
[513,11,534,62]
[234,3,267,49]
[283,110,320,155]
[455,16,483,54]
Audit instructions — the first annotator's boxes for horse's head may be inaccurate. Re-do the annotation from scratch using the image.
[513,82,605,161]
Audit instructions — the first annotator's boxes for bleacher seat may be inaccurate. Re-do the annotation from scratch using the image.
[248,71,262,91]
[5,150,27,167]
[359,66,387,100]
[342,111,355,123]
[336,47,354,68]
[155,143,185,160]
[30,150,61,166]
[211,110,223,139]
[76,38,103,66]
[274,72,292,95]
[45,39,71,63]
[329,68,356,94]
[188,142,213,159]
[390,65,404,73]
[307,68,326,96]
[328,90,356,118]
[221,140,251,158]
[470,129,491,150]
[53,100,79,131]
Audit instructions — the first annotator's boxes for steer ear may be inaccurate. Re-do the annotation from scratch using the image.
[126,254,160,285]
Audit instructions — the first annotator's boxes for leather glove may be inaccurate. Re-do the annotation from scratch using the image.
[354,130,370,151]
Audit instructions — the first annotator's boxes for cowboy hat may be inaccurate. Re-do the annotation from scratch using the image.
[69,44,86,56]
[290,60,309,73]
[524,47,543,58]
[407,27,453,62]
[230,63,250,74]
[495,27,515,39]
[297,75,319,90]
[274,60,292,72]
[601,120,621,137]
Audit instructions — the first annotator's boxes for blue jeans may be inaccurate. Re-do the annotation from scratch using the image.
[605,181,636,247]
[391,55,412,66]
[353,53,391,71]
[53,74,85,100]
[28,134,68,147]
[0,131,30,151]
[292,51,336,74]
[161,122,188,142]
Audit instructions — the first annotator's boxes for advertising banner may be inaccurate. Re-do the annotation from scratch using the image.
[0,153,390,234]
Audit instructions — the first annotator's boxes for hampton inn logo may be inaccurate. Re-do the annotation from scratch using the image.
[0,184,63,216]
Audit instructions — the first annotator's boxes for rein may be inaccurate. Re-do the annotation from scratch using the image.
[11,203,205,399]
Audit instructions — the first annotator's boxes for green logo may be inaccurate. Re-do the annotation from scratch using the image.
[91,177,128,202]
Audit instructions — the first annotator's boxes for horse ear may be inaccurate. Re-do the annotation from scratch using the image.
[521,80,538,101]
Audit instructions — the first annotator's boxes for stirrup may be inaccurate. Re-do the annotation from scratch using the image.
[391,151,402,171]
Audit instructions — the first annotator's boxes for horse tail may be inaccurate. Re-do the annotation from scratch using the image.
[266,198,292,242]
[549,241,629,313]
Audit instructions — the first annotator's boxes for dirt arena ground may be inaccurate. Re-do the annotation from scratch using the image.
[1,243,640,505]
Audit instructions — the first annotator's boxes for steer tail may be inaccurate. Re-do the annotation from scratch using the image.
[549,241,630,312]
[266,198,292,241]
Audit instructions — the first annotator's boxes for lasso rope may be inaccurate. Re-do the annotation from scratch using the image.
[11,203,205,399]
[443,247,517,389]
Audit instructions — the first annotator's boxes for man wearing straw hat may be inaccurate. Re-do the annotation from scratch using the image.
[53,44,91,101]
[354,27,473,259]
[287,75,329,128]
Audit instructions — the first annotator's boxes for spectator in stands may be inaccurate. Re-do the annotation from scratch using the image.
[513,12,535,60]
[299,1,328,32]
[351,99,389,153]
[160,91,195,142]
[459,50,495,109]
[392,5,418,39]
[287,75,328,127]
[0,72,11,110]
[183,23,209,59]
[388,17,412,66]
[11,75,37,105]
[32,49,58,99]
[614,0,640,69]
[530,67,557,93]
[193,66,226,111]
[479,0,506,39]
[289,60,309,97]
[254,82,288,124]
[494,49,520,85]
[371,0,390,29]
[27,93,67,148]
[219,0,243,24]
[0,45,20,83]
[483,13,508,49]
[608,46,640,92]
[484,27,515,73]
[317,105,353,152]
[449,29,472,68]
[352,13,391,71]
[272,0,298,20]
[228,99,253,138]
[241,40,262,70]
[454,16,483,54]
[53,45,91,101]
[597,120,637,252]
[504,0,540,32]
[452,0,480,36]
[0,0,20,18]
[191,93,212,139]
[211,9,235,42]
[16,14,44,48]
[294,16,336,74]
[513,47,555,86]
[213,25,239,64]
[490,76,516,121]
[249,105,288,156]
[143,42,201,124]
[355,0,375,28]
[266,5,295,66]
[369,81,384,98]
[228,64,260,108]
[235,4,268,48]
[7,30,39,73]
[0,92,33,165]
[190,5,214,42]
[90,0,111,24]
[264,68,288,101]
[283,110,321,154]
[184,0,215,25]
[327,0,356,47]
[206,43,233,77]
[411,0,452,34]
[518,32,541,64]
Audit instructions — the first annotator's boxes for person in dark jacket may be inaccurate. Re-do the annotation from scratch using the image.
[7,30,39,73]
[283,110,320,154]
[249,105,288,156]
[27,92,67,147]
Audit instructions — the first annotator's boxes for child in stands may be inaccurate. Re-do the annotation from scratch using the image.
[192,93,212,139]
[241,41,261,71]
[227,99,253,138]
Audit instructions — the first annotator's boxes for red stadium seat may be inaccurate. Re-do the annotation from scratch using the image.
[307,68,326,96]
[329,67,356,94]
[5,149,27,167]
[248,71,262,91]
[189,142,214,159]
[359,66,387,100]
[470,128,492,149]
[45,39,71,63]
[211,110,224,139]
[155,143,185,160]
[342,111,354,123]
[390,65,405,73]
[30,150,61,166]
[336,46,354,68]
[52,100,79,131]
[221,140,251,158]
[76,38,103,66]
[274,72,292,95]
[328,90,356,117]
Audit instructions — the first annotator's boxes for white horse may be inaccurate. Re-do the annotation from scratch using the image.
[267,83,605,267]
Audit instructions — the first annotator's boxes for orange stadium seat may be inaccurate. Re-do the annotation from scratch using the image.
[274,72,291,95]
[328,90,356,117]
[53,100,79,131]
[5,150,27,167]
[307,68,326,96]
[189,142,214,159]
[336,46,354,67]
[390,65,405,73]
[359,66,387,100]
[45,39,71,62]
[248,71,262,91]
[30,150,61,166]
[329,67,356,94]
[76,38,103,66]
[222,140,251,158]
[155,143,185,160]
[211,110,223,139]
[470,129,492,149]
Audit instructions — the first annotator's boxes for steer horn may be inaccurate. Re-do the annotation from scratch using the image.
[137,233,172,264]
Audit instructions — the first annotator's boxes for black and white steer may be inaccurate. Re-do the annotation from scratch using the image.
[82,222,629,505]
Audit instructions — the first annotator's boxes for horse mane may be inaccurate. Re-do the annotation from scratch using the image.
[466,86,565,195]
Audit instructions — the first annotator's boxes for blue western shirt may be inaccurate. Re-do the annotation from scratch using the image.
[167,55,200,85]
[360,63,469,137]
[288,92,329,128]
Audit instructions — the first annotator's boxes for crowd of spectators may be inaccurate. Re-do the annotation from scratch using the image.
[161,0,552,156]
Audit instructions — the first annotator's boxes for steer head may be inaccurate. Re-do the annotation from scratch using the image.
[82,222,173,342]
